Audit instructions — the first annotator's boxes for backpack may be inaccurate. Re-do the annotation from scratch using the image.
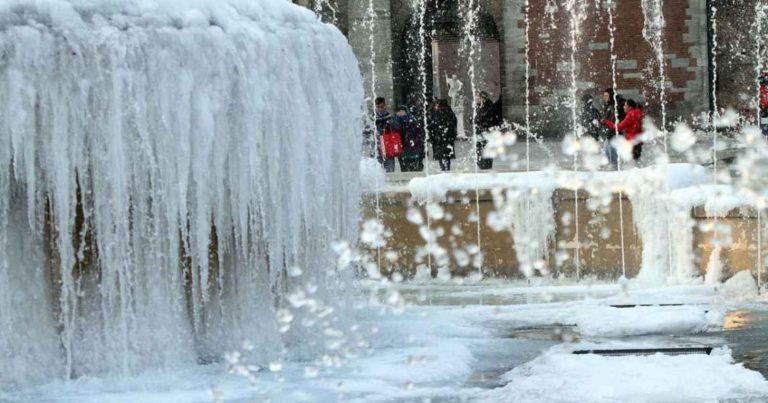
[378,124,403,159]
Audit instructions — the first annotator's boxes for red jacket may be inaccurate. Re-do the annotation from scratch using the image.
[760,84,768,109]
[605,108,644,142]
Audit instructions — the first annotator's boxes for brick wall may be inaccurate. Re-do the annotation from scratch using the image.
[299,0,762,135]
[713,0,763,121]
[503,0,710,135]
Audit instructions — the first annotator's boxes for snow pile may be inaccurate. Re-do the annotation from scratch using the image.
[671,184,752,217]
[0,0,363,389]
[408,170,559,203]
[483,346,768,403]
[705,245,725,285]
[722,270,759,299]
[482,299,724,338]
[574,305,723,338]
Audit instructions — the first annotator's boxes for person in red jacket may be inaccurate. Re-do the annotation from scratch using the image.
[604,99,644,161]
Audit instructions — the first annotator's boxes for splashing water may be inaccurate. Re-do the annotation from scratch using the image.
[640,0,677,286]
[313,0,338,25]
[524,0,532,173]
[565,0,587,279]
[461,0,484,278]
[0,0,363,389]
[605,0,628,278]
[641,0,668,138]
[755,3,767,289]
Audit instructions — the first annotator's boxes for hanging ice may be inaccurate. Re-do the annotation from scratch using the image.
[0,0,363,389]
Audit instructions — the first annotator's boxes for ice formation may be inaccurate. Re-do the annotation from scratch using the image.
[407,164,713,281]
[0,0,363,389]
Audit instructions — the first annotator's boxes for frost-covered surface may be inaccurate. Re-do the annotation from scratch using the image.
[0,0,363,389]
[723,270,760,300]
[4,282,767,402]
[482,345,768,403]
[574,304,724,337]
[407,163,709,202]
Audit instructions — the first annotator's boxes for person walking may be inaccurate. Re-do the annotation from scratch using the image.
[392,105,425,172]
[599,88,623,168]
[428,99,458,171]
[373,97,396,172]
[474,91,501,170]
[603,98,645,163]
[580,93,600,141]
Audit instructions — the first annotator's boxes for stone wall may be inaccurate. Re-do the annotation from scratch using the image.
[362,189,765,281]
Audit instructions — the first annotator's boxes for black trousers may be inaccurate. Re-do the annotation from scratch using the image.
[476,140,493,170]
[400,158,424,172]
[438,159,451,171]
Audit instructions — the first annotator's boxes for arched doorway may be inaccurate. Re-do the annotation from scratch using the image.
[394,0,502,135]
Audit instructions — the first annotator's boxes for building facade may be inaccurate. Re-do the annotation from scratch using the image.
[294,0,766,137]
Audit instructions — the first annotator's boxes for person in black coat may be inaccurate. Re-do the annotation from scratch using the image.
[392,105,425,172]
[580,94,600,141]
[599,88,625,141]
[474,91,501,169]
[428,99,458,171]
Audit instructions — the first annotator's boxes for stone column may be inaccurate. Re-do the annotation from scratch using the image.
[682,0,712,117]
[501,0,527,124]
[348,0,394,111]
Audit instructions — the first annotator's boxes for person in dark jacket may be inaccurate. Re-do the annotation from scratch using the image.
[392,105,425,172]
[599,88,621,168]
[373,97,396,172]
[474,91,501,169]
[410,96,431,128]
[428,99,458,171]
[600,89,618,136]
[580,94,600,141]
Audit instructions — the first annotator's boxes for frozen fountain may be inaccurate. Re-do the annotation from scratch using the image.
[0,0,363,390]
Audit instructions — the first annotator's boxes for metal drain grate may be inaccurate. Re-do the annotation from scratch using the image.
[609,304,687,308]
[572,347,714,356]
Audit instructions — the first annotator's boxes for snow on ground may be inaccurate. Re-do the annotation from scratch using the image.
[3,281,767,402]
[407,163,709,203]
[482,345,768,403]
[574,304,723,338]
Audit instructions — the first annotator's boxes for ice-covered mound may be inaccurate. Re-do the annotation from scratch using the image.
[482,345,768,402]
[0,0,363,389]
[574,305,724,337]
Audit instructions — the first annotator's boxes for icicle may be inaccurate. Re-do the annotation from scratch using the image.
[0,0,363,387]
